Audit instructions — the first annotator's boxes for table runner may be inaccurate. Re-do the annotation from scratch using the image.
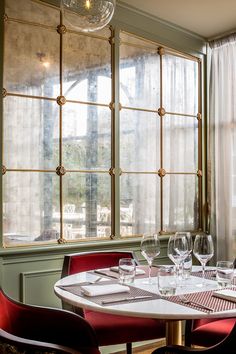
[191,269,216,280]
[166,287,236,313]
[58,280,160,306]
[192,269,236,285]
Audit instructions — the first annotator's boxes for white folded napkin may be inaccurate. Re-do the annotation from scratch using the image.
[110,266,146,275]
[81,284,130,297]
[212,289,236,302]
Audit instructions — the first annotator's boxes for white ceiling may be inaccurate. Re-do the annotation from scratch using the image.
[119,0,236,39]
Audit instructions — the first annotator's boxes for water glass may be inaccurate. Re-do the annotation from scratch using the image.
[158,266,177,296]
[119,258,136,284]
[216,261,234,287]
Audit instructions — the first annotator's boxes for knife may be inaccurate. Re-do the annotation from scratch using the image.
[94,269,118,279]
[101,295,153,305]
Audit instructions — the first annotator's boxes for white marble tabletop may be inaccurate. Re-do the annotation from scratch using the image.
[54,266,236,321]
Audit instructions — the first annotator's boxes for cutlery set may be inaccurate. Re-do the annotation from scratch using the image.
[178,295,214,312]
[61,276,102,287]
[101,295,153,305]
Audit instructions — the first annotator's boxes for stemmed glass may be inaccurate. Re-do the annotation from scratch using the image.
[141,233,160,284]
[179,232,193,277]
[193,234,214,282]
[167,233,189,279]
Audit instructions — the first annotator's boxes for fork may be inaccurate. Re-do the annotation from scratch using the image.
[179,295,214,312]
[61,276,102,287]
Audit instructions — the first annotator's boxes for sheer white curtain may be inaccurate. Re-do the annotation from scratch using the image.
[209,34,236,260]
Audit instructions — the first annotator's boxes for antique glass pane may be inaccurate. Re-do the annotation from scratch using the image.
[3,172,59,246]
[163,174,198,232]
[63,17,111,38]
[5,0,60,26]
[3,96,59,170]
[63,32,111,104]
[162,55,198,115]
[4,21,60,97]
[62,173,111,239]
[120,109,160,172]
[120,174,160,236]
[62,103,111,170]
[163,115,198,173]
[120,38,160,110]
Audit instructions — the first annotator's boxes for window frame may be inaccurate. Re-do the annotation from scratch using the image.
[1,0,205,248]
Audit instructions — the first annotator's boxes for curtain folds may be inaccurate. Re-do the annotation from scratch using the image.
[209,33,236,260]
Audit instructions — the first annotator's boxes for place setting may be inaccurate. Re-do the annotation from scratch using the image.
[57,256,160,306]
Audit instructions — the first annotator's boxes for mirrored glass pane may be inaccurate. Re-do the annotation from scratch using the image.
[63,32,111,104]
[4,21,60,97]
[63,17,111,38]
[163,115,198,172]
[62,103,111,170]
[62,173,111,239]
[163,174,198,231]
[3,172,59,246]
[3,96,59,170]
[163,55,198,115]
[120,42,160,110]
[120,174,160,236]
[120,109,160,172]
[6,0,60,26]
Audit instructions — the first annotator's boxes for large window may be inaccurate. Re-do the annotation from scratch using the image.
[2,0,202,247]
[119,33,202,237]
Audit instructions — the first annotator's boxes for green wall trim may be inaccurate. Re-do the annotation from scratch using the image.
[0,236,170,257]
[112,4,206,56]
[20,268,61,302]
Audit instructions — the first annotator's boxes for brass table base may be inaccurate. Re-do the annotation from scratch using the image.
[166,320,182,345]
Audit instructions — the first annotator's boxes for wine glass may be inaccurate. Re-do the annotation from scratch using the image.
[176,232,193,277]
[193,234,214,282]
[140,233,160,284]
[167,233,188,279]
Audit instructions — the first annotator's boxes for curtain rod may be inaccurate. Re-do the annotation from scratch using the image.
[208,28,236,43]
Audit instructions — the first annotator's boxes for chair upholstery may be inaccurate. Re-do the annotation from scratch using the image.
[0,287,100,354]
[185,317,236,347]
[152,321,236,354]
[61,251,166,353]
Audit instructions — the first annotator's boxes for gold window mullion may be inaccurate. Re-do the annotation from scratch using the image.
[159,47,164,233]
[57,11,65,243]
[198,58,203,231]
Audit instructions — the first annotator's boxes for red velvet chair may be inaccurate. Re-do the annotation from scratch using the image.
[151,321,236,353]
[61,251,166,354]
[184,317,236,347]
[0,287,100,354]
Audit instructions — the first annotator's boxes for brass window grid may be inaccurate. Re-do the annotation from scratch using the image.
[2,0,203,247]
[119,30,203,236]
